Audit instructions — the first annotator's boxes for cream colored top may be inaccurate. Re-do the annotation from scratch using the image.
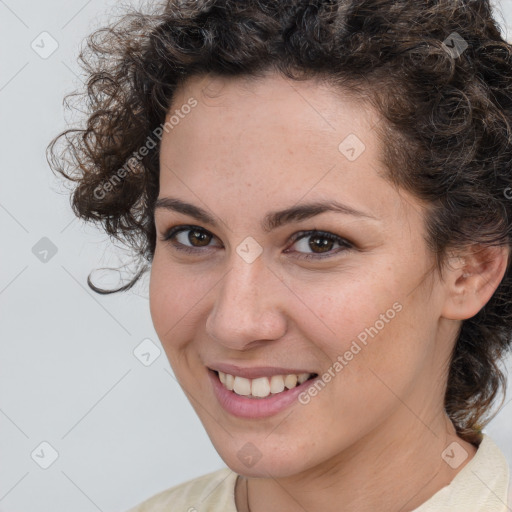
[126,434,511,512]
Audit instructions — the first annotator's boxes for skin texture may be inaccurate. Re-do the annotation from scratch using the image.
[149,72,508,512]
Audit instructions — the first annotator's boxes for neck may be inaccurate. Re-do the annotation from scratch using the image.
[245,410,477,512]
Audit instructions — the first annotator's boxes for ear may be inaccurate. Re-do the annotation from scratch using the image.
[441,244,509,320]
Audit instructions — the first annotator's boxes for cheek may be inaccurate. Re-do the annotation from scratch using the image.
[148,252,220,364]
[149,257,173,337]
[289,269,401,354]
[285,285,431,450]
[291,267,434,392]
[149,254,197,348]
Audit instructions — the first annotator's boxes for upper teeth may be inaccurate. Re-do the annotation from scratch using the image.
[218,371,313,398]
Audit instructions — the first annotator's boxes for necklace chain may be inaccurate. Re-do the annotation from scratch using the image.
[245,476,251,512]
[236,475,251,512]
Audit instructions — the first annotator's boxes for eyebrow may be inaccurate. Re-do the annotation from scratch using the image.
[154,197,378,232]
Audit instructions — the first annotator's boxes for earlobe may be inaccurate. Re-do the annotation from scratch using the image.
[441,244,509,320]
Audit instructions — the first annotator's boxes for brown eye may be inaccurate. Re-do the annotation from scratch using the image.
[187,228,211,247]
[160,225,220,254]
[308,234,335,253]
[286,230,353,260]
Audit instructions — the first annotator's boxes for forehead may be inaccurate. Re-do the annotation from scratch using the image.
[169,72,375,139]
[157,72,416,228]
[160,72,380,176]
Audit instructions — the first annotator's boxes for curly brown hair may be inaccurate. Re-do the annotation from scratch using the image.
[47,0,512,445]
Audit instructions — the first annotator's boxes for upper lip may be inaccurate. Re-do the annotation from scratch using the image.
[208,363,317,379]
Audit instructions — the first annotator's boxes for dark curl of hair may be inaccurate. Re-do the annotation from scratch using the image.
[47,0,512,446]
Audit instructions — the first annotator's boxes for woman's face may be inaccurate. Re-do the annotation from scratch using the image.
[150,72,458,478]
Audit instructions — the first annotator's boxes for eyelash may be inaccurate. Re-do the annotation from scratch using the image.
[159,224,353,260]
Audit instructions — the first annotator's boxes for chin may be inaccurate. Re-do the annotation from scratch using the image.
[219,448,307,478]
[203,424,320,478]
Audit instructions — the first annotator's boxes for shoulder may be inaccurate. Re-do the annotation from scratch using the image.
[412,433,511,512]
[125,467,238,512]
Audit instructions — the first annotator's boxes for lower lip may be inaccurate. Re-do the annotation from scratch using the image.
[208,370,317,419]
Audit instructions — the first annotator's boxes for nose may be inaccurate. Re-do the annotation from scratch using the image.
[205,254,288,351]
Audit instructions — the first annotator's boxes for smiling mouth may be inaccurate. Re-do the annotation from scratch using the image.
[214,370,318,399]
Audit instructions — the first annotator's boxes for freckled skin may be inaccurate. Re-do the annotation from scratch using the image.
[149,72,491,512]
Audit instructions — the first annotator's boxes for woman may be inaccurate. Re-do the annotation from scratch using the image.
[47,0,512,510]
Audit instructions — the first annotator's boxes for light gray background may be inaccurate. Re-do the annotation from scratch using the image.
[1,1,512,511]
